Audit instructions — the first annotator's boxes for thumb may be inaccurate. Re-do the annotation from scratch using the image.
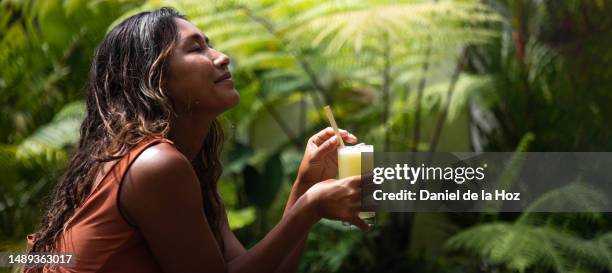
[311,136,339,161]
[348,216,370,232]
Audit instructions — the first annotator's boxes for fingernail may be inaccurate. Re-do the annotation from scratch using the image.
[330,136,338,144]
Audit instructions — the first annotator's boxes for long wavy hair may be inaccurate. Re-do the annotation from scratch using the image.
[28,7,225,254]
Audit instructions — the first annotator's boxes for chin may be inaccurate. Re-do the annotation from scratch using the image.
[215,90,240,116]
[227,88,240,108]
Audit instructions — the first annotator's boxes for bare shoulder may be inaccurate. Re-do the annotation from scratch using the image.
[132,142,191,175]
[117,142,226,272]
[120,142,203,227]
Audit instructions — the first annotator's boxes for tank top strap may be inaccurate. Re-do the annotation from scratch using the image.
[110,136,174,228]
[111,136,175,181]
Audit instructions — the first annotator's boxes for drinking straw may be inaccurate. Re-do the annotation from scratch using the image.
[323,105,345,147]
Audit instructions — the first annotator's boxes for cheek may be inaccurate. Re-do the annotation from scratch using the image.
[172,56,215,85]
[166,56,216,104]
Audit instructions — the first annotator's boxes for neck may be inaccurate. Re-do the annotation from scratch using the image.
[168,111,214,162]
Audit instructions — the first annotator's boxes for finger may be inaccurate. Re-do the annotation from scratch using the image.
[348,216,370,232]
[311,127,335,145]
[312,127,351,145]
[343,175,363,187]
[343,133,358,144]
[311,135,340,161]
[348,187,362,198]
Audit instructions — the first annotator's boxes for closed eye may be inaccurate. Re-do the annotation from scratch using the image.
[184,33,212,53]
[190,45,204,52]
[205,36,214,49]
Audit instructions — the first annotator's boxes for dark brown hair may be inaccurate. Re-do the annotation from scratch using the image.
[29,7,225,255]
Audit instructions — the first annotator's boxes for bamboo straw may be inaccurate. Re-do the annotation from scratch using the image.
[323,105,345,147]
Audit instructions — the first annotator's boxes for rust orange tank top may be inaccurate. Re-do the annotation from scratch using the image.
[26,136,174,273]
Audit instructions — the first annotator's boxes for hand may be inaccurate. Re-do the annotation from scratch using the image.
[296,127,358,187]
[303,175,369,231]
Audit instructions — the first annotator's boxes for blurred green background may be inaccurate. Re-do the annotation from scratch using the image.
[1,0,611,272]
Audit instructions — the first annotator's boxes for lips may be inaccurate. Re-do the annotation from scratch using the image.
[214,72,232,83]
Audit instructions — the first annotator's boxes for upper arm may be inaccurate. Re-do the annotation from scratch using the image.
[120,143,226,273]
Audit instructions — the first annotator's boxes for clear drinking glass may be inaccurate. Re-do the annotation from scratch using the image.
[338,144,375,227]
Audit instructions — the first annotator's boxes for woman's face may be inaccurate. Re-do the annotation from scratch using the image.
[165,18,239,116]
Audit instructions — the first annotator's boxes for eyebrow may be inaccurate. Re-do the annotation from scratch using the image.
[184,32,210,45]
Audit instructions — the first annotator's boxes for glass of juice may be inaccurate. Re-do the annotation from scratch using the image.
[338,144,375,226]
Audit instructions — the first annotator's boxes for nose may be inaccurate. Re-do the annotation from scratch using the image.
[213,50,230,69]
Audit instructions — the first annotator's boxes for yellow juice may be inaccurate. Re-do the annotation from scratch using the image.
[338,145,375,219]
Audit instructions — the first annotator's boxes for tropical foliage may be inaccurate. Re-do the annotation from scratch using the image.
[1,0,611,273]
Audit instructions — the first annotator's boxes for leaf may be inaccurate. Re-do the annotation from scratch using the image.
[16,101,84,164]
[446,222,612,272]
[259,70,311,97]
[243,153,284,208]
[225,142,254,174]
[262,153,284,206]
[227,207,256,230]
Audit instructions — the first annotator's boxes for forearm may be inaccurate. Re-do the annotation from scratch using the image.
[274,233,307,273]
[284,180,311,215]
[273,181,313,273]
[227,194,318,273]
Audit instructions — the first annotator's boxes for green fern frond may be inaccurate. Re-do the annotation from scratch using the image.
[238,52,295,70]
[520,182,609,214]
[259,70,311,98]
[289,1,500,54]
[16,101,84,165]
[446,222,612,273]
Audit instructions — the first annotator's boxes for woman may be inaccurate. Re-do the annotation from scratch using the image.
[25,7,368,273]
